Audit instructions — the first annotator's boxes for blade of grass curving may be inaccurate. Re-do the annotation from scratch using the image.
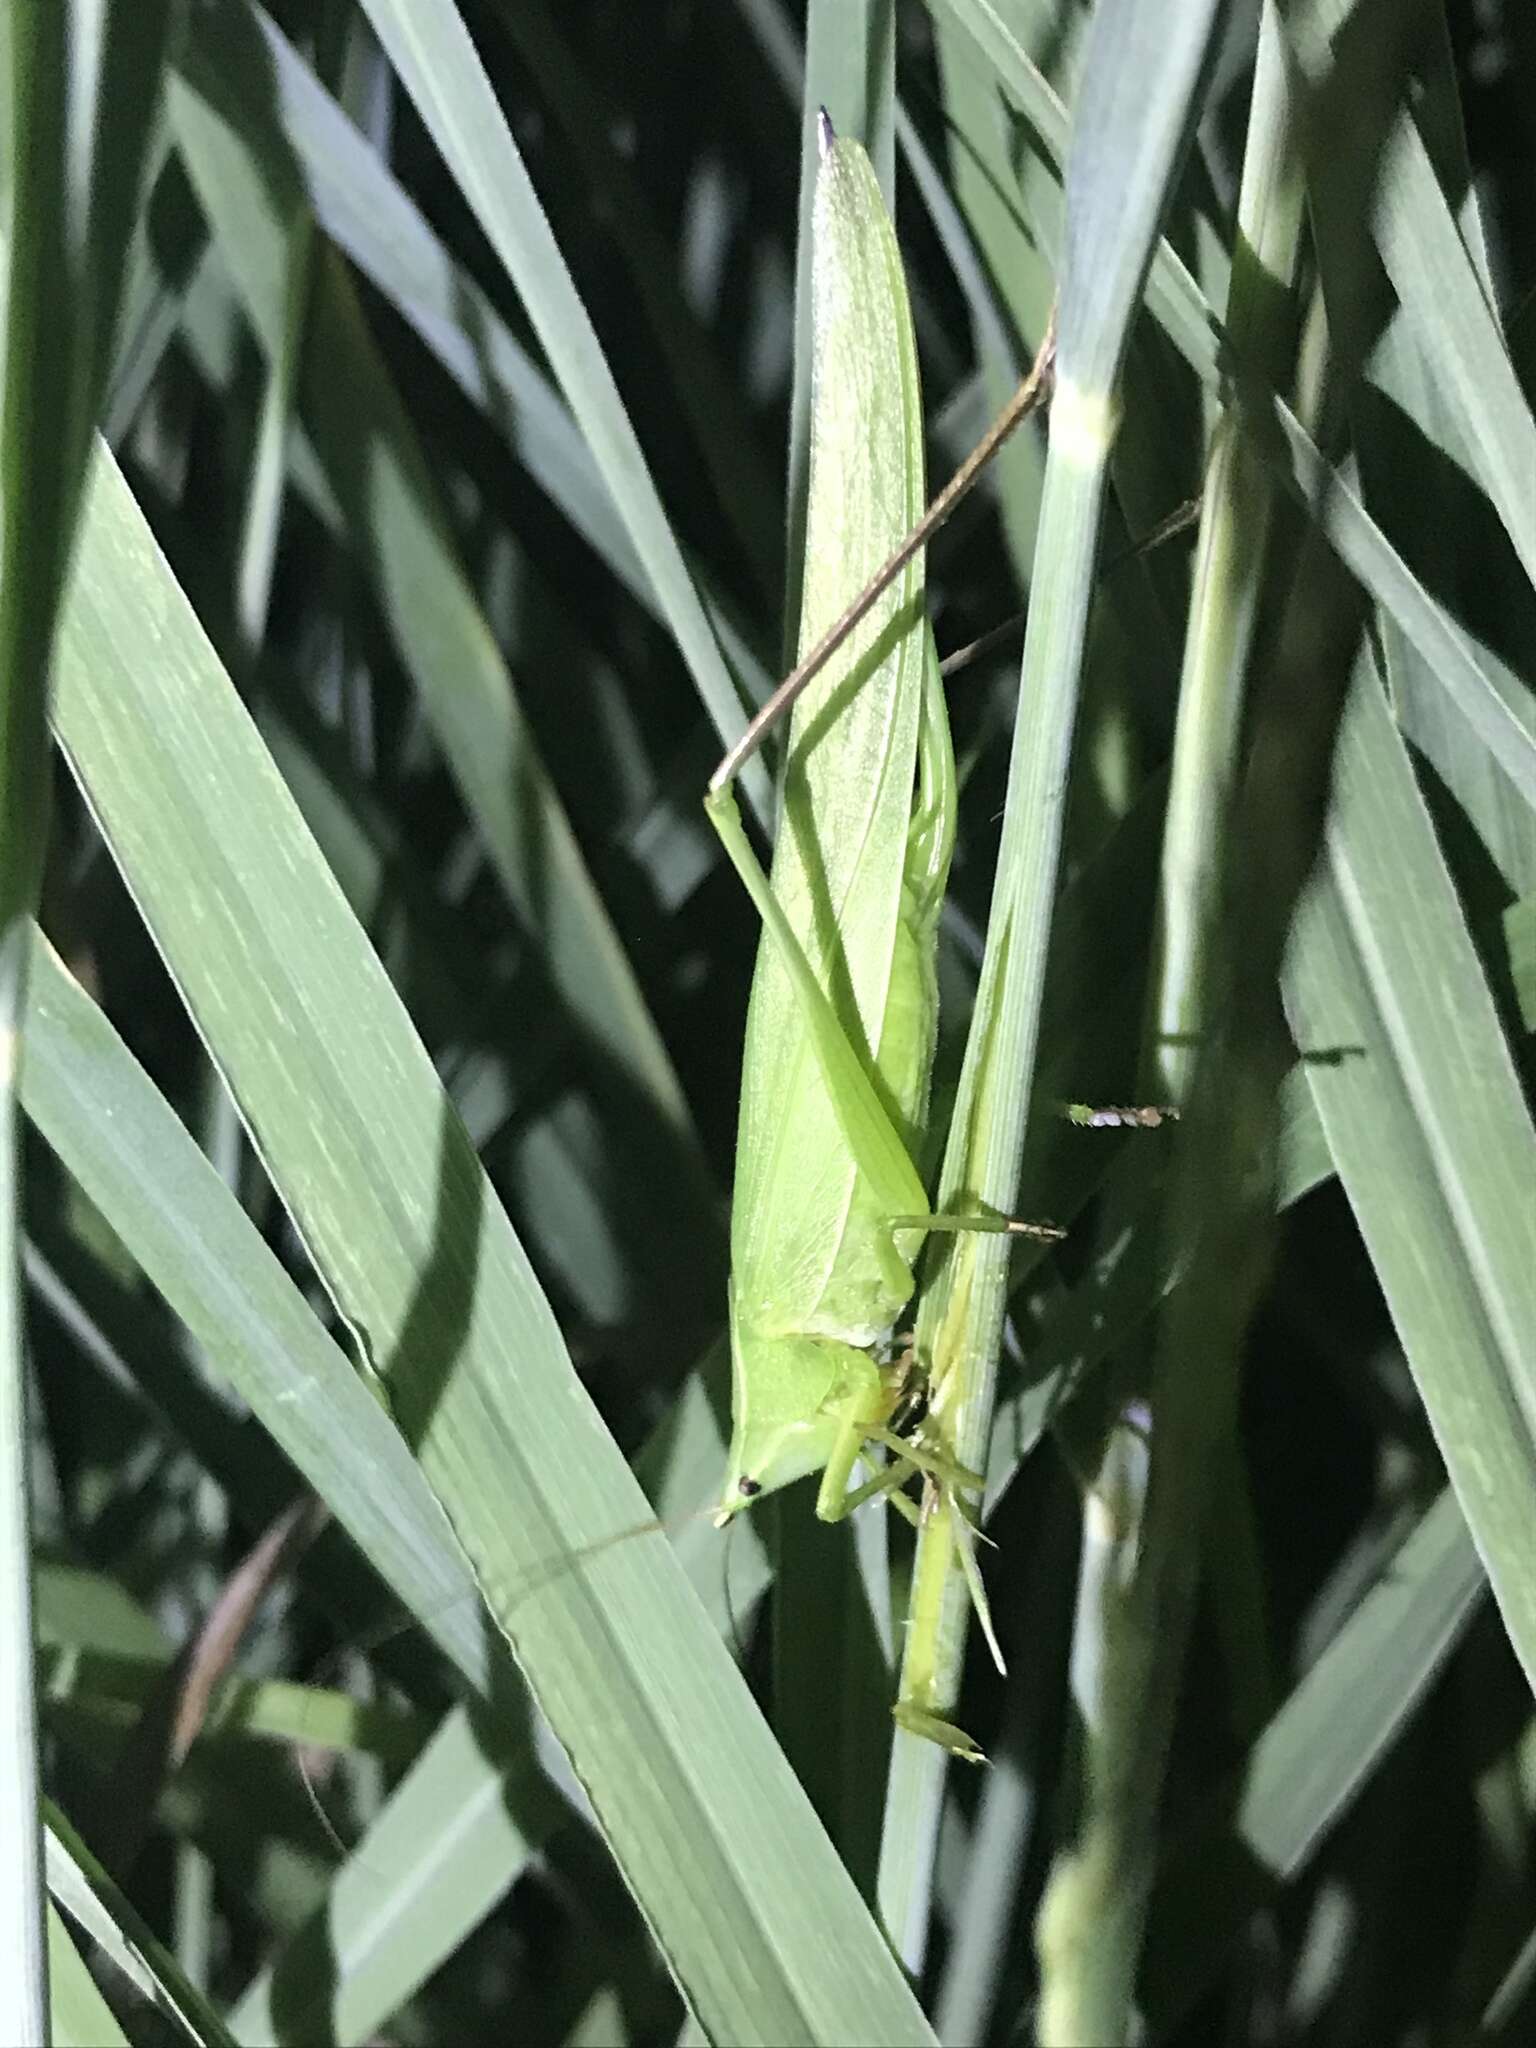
[50,441,934,2045]
[1364,314,1536,897]
[1,6,168,2030]
[352,0,771,825]
[178,0,775,948]
[876,0,1227,1974]
[1324,17,1536,897]
[187,5,622,624]
[933,0,1536,817]
[25,1214,499,1719]
[1284,661,1536,1687]
[26,916,766,2035]
[168,55,721,1269]
[1142,1488,1486,2036]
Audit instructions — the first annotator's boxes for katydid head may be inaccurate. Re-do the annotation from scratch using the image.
[717,1317,897,1524]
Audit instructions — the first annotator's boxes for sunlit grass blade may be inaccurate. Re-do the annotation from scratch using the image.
[233,1340,768,2046]
[49,439,934,2047]
[28,891,780,2044]
[929,10,1053,583]
[1292,0,1536,595]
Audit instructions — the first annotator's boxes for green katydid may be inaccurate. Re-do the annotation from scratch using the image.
[702,116,1059,1749]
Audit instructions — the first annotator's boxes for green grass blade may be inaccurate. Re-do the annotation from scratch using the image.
[1142,1488,1486,2035]
[233,1344,767,2047]
[353,0,771,824]
[1,5,168,2030]
[934,0,1536,817]
[48,1905,130,2048]
[879,0,1226,1974]
[486,0,784,609]
[232,204,311,655]
[1148,0,1305,1095]
[1364,312,1536,896]
[46,1806,236,2048]
[1033,19,1306,2036]
[167,59,718,1252]
[1284,662,1536,1688]
[50,440,934,2047]
[228,1707,558,2047]
[929,13,1052,583]
[1294,0,1536,595]
[178,1,776,712]
[29,895,772,2046]
[22,934,495,1695]
[1485,1927,1536,2046]
[1051,2,1219,397]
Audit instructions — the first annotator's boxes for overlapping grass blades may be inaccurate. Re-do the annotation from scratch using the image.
[48,441,933,2044]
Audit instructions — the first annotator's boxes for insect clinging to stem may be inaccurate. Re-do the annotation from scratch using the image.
[702,112,1061,1750]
